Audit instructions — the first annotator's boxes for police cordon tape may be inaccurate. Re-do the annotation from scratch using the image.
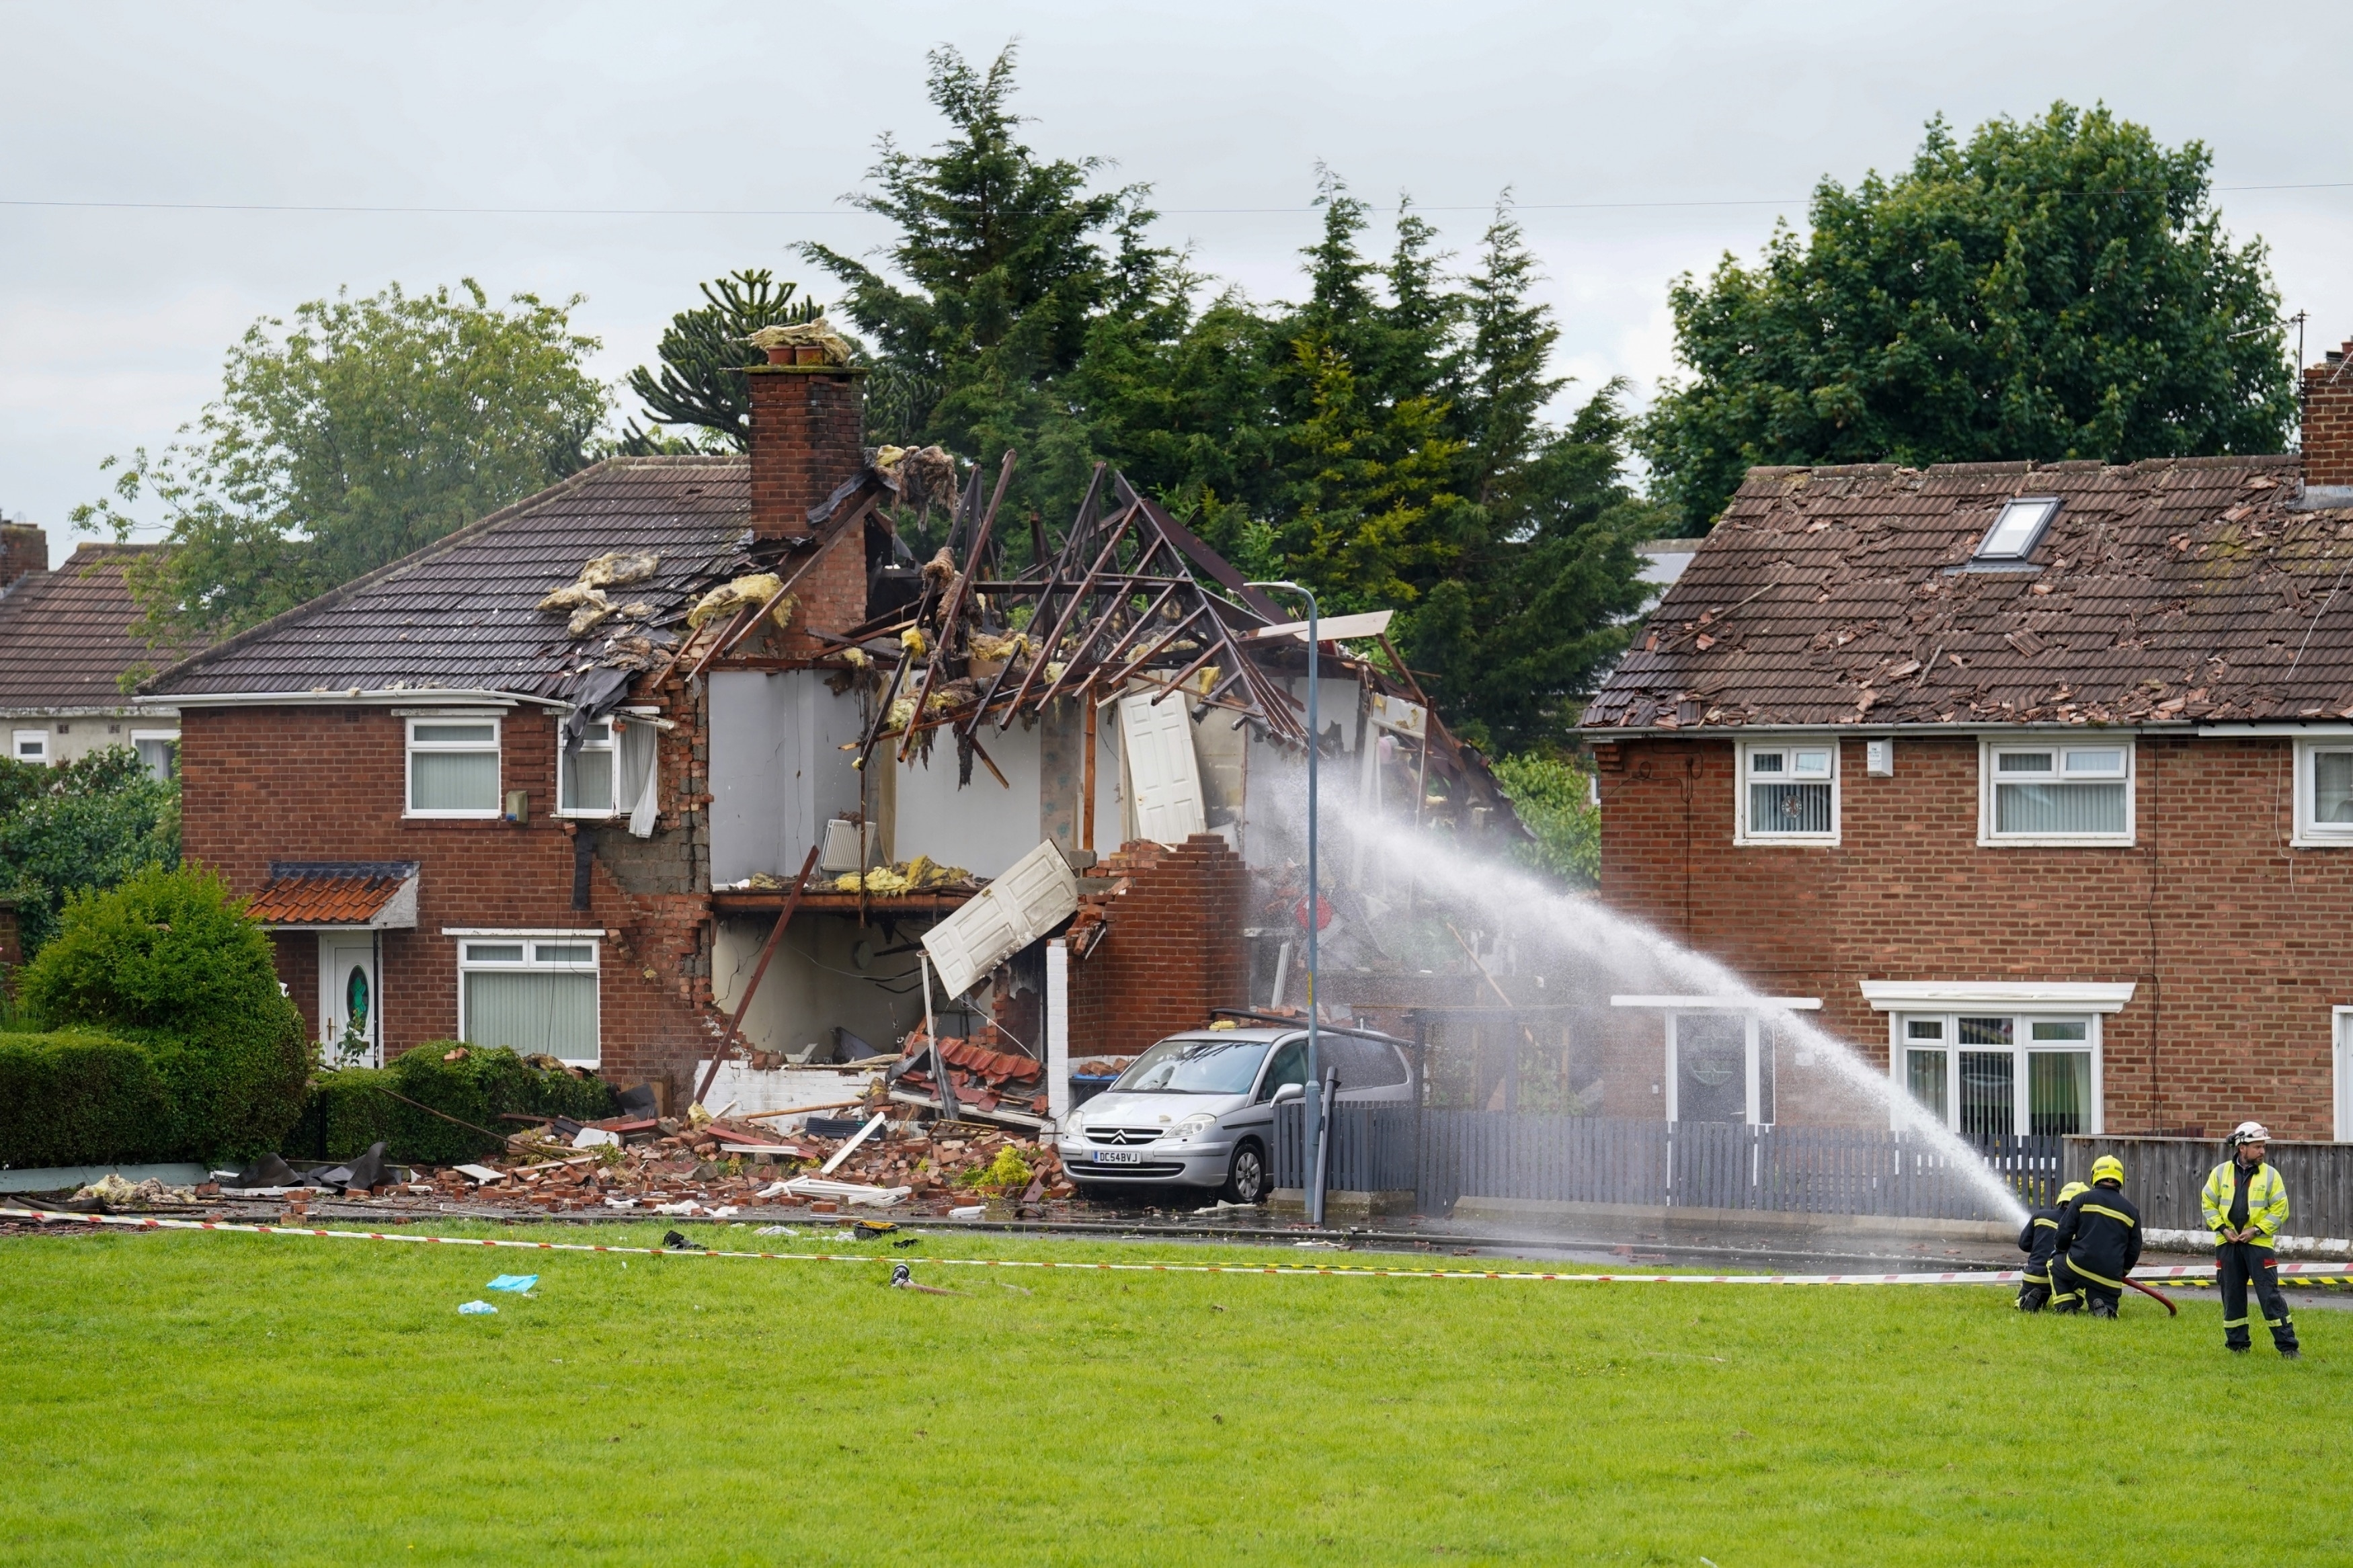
[15,1208,2353,1287]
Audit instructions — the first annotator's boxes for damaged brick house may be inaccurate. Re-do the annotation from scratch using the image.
[1582,341,2353,1143]
[141,333,1515,1104]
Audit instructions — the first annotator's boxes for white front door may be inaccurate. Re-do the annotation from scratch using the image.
[2338,1009,2353,1142]
[319,935,378,1066]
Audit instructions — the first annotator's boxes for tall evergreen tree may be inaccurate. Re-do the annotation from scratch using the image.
[621,269,822,452]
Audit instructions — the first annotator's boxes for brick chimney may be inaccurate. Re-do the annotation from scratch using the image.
[0,522,47,593]
[746,343,868,643]
[2303,341,2353,489]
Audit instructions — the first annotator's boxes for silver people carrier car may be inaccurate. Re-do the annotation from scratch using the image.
[1055,1024,1414,1204]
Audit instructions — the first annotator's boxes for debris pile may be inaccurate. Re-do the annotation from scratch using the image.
[538,550,661,637]
[825,855,974,896]
[891,1028,1046,1117]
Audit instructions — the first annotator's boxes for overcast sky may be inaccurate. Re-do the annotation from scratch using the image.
[5,0,2350,543]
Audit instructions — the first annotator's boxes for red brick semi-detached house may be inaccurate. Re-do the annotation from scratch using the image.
[138,331,1464,1106]
[1583,352,2353,1143]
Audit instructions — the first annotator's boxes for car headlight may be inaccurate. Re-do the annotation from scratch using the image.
[1059,1111,1084,1139]
[1165,1112,1218,1145]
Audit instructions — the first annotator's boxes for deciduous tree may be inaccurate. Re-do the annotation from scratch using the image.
[1639,104,2294,532]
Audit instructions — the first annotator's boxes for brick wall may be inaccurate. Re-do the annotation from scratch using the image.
[0,523,46,591]
[182,698,721,1094]
[2305,341,2353,487]
[746,364,869,644]
[1593,732,2353,1138]
[1066,835,1251,1057]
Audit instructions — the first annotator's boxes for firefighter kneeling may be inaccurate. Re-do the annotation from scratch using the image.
[2202,1122,2299,1359]
[2050,1155,2141,1317]
[2016,1181,2087,1311]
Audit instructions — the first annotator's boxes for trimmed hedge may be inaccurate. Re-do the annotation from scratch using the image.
[288,1045,617,1164]
[15,865,311,1161]
[0,1032,174,1169]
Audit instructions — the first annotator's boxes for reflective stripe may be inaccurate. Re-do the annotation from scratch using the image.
[2081,1204,2136,1228]
[2033,1217,2057,1229]
[2224,1315,2249,1327]
[2067,1260,2124,1289]
[2022,1272,2050,1285]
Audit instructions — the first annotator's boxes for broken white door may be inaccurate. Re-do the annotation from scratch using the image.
[922,840,1080,997]
[1118,690,1207,846]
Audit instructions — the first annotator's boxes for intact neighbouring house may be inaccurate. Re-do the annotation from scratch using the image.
[1580,338,2353,1145]
[141,343,1513,1106]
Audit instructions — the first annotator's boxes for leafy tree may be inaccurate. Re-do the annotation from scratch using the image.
[75,280,609,642]
[621,268,823,451]
[1491,751,1601,887]
[0,747,179,957]
[1639,103,2295,532]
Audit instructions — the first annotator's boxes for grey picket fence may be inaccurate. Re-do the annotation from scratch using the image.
[1273,1106,2054,1223]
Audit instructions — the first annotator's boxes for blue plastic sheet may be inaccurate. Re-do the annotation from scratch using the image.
[486,1274,539,1293]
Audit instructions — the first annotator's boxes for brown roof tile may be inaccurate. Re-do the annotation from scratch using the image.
[1581,454,2352,731]
[146,457,752,702]
[245,861,418,927]
[0,544,194,710]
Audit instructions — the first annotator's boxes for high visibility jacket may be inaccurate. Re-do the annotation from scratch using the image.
[2201,1160,2290,1248]
[2017,1203,2064,1281]
[2052,1184,2143,1289]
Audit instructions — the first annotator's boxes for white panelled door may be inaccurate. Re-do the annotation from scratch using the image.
[1118,691,1207,846]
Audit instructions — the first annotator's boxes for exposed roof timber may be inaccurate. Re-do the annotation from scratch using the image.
[835,451,1509,820]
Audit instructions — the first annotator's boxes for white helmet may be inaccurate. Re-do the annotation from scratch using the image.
[2230,1120,2272,1147]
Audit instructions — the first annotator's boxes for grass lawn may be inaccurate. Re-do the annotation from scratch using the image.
[0,1220,2343,1565]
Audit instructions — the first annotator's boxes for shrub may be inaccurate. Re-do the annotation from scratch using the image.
[17,865,311,1160]
[0,1032,174,1168]
[0,746,180,957]
[1492,751,1601,889]
[288,1045,616,1164]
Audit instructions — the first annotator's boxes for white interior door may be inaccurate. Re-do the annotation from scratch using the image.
[319,935,378,1066]
[1118,692,1207,846]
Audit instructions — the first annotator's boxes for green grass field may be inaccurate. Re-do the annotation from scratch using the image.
[0,1221,2342,1565]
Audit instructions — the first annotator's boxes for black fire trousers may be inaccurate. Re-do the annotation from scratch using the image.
[2049,1257,2120,1317]
[2217,1242,2297,1352]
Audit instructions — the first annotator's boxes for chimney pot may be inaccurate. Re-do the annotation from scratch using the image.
[764,345,791,365]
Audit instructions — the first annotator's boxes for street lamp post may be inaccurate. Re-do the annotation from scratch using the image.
[1247,579,1323,1227]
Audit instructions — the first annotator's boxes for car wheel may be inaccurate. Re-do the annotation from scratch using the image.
[1223,1139,1269,1205]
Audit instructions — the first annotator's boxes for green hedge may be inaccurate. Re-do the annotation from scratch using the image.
[288,1045,618,1164]
[16,866,311,1160]
[0,1032,175,1169]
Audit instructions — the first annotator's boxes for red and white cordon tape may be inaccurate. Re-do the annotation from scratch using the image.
[14,1208,2353,1286]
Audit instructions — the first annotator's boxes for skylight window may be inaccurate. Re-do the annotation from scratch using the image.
[1975,497,2061,561]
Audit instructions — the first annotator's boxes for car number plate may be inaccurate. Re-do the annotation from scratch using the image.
[1092,1148,1146,1165]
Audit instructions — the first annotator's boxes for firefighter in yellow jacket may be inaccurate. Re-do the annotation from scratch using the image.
[2050,1155,2141,1317]
[2202,1122,2299,1358]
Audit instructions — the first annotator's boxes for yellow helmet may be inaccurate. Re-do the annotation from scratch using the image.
[2057,1182,2089,1205]
[2090,1154,2125,1188]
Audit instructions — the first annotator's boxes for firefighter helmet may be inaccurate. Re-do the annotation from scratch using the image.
[2229,1120,2272,1147]
[2091,1154,2126,1187]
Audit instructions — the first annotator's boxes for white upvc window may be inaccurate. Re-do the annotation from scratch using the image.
[406,717,502,818]
[456,936,600,1066]
[1895,1012,2101,1141]
[2293,739,2353,847]
[1735,739,1838,845]
[130,728,177,782]
[1979,739,2132,845]
[12,729,50,765]
[2335,1007,2353,1142]
[559,718,618,817]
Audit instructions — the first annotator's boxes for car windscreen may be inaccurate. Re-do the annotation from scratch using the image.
[1110,1036,1273,1096]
